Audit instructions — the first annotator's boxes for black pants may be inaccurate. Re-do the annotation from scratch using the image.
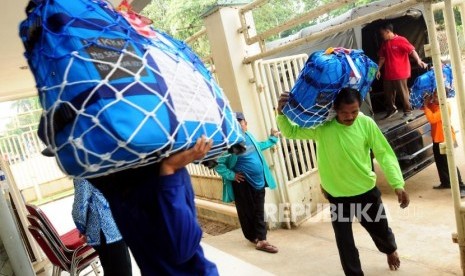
[327,187,397,276]
[232,181,267,242]
[93,231,132,276]
[433,142,464,187]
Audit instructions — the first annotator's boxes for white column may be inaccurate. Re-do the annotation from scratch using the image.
[202,6,286,224]
[0,180,34,276]
[202,6,265,138]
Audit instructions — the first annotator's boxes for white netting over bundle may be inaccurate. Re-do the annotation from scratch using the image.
[283,48,378,128]
[410,64,455,109]
[20,0,244,178]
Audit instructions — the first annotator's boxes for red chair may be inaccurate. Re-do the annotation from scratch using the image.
[25,204,84,251]
[25,204,100,275]
[26,215,95,264]
[28,225,99,276]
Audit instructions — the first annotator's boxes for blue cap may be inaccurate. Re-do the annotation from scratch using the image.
[235,112,245,121]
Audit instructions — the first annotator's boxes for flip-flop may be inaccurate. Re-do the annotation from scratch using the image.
[255,241,278,253]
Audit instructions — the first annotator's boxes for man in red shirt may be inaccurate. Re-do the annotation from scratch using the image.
[376,22,427,120]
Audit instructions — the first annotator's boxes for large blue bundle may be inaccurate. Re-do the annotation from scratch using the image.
[410,64,455,109]
[19,0,244,178]
[282,48,378,128]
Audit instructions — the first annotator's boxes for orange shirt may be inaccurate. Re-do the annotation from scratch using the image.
[423,102,456,143]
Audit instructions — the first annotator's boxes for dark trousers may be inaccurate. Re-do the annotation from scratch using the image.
[93,231,132,276]
[91,165,218,276]
[433,142,464,187]
[383,79,412,113]
[232,180,267,242]
[327,187,397,276]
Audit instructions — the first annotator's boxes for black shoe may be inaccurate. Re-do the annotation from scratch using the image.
[433,184,451,189]
[383,109,398,119]
[460,189,465,198]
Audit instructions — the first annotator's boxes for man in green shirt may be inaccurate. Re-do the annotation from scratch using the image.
[276,88,409,275]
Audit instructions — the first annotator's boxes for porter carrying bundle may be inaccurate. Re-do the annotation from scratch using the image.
[282,48,378,128]
[20,0,244,178]
[410,64,455,109]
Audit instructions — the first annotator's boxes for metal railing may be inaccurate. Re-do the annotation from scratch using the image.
[187,163,220,178]
[239,0,356,46]
[253,54,318,183]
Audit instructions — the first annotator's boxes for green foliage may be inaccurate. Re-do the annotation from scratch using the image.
[166,1,216,40]
[141,0,215,57]
[142,0,376,54]
[11,97,40,113]
[251,0,318,40]
[140,0,404,57]
[434,7,463,30]
[252,0,378,41]
[2,97,41,137]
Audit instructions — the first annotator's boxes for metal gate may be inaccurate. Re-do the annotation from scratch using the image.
[253,54,323,225]
[0,108,67,201]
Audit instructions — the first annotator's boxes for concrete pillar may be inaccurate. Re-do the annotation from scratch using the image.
[0,184,34,276]
[425,1,465,272]
[201,5,285,224]
[202,5,266,139]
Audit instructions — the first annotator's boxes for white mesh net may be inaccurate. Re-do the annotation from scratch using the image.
[283,48,377,128]
[22,0,244,178]
[410,64,455,109]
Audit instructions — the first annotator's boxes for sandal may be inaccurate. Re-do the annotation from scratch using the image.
[255,240,278,254]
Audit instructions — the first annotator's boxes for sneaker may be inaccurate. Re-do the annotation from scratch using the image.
[383,109,398,119]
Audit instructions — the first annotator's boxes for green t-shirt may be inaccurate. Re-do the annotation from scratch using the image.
[276,113,404,197]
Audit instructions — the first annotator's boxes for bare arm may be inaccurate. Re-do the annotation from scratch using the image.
[410,50,428,69]
[160,136,213,175]
[376,57,385,80]
[276,92,317,140]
